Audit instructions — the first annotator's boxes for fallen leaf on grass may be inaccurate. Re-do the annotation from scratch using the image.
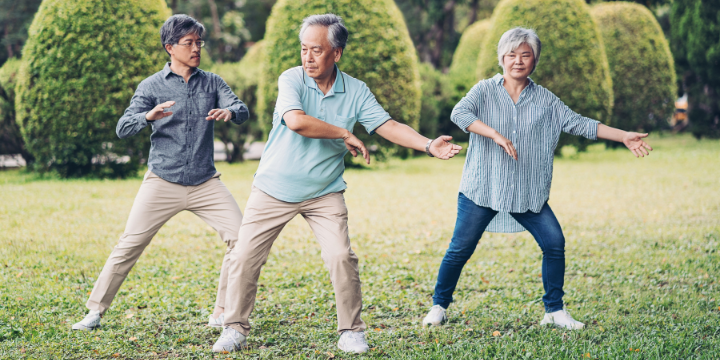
[112,354,120,358]
[20,348,25,354]
[584,353,591,358]
[16,271,23,277]
[374,328,382,332]
[126,313,134,318]
[129,336,137,341]
[326,351,335,358]
[492,331,501,337]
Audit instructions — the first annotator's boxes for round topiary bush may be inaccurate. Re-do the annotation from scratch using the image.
[476,0,613,153]
[15,0,171,177]
[591,2,676,133]
[448,19,492,95]
[256,0,421,155]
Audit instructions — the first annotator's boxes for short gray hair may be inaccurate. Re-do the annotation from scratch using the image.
[299,14,349,50]
[160,15,205,55]
[497,27,542,74]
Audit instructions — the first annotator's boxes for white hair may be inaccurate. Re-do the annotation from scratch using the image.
[497,27,542,74]
[299,14,349,50]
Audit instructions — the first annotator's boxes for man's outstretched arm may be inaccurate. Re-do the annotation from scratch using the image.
[374,120,462,160]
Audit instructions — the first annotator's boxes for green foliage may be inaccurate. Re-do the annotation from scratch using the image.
[591,2,676,133]
[477,0,613,153]
[0,0,42,65]
[0,58,32,160]
[670,0,720,138]
[418,62,451,139]
[15,0,171,177]
[448,19,492,95]
[257,0,421,157]
[209,41,265,162]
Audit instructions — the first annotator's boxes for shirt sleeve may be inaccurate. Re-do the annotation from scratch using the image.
[275,71,305,125]
[553,97,600,140]
[450,82,484,133]
[216,75,249,125]
[116,82,154,139]
[356,84,391,135]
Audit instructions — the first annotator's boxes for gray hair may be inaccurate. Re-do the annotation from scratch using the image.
[298,14,349,50]
[160,15,205,55]
[497,27,542,74]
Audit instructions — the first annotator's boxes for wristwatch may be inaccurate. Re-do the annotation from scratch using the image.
[425,139,434,157]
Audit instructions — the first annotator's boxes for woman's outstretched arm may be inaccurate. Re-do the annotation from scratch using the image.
[597,124,653,158]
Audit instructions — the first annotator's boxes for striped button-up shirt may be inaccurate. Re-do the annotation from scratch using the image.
[451,74,600,232]
[117,63,249,186]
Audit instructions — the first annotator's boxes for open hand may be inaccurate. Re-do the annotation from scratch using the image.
[492,132,517,160]
[623,132,652,157]
[206,109,233,122]
[342,132,370,164]
[145,101,175,121]
[429,135,463,159]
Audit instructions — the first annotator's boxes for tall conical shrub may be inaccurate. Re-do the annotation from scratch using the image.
[476,0,613,153]
[15,0,171,177]
[592,2,676,133]
[448,19,492,94]
[256,0,421,156]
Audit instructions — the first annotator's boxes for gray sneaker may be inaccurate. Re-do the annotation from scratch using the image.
[207,313,224,328]
[338,331,369,354]
[72,310,102,331]
[212,327,247,353]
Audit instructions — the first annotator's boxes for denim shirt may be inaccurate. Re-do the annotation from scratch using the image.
[451,74,599,232]
[116,63,249,185]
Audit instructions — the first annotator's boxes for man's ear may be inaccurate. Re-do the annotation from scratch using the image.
[165,43,174,57]
[334,48,343,62]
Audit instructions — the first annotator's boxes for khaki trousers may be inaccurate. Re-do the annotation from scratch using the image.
[224,186,365,335]
[86,171,243,313]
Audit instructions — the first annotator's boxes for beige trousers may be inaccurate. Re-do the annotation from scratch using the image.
[224,186,366,335]
[86,171,243,313]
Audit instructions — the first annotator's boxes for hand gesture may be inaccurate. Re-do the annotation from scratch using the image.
[342,132,370,165]
[623,132,652,157]
[145,101,175,121]
[492,132,517,160]
[429,135,463,160]
[206,109,233,122]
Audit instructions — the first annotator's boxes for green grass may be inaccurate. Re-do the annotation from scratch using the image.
[1,134,719,359]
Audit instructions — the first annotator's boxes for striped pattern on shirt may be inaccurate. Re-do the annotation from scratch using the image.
[451,74,600,233]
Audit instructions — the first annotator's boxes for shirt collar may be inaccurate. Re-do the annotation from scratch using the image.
[162,62,200,79]
[493,73,536,88]
[302,64,346,93]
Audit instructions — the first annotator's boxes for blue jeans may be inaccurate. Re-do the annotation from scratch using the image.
[432,193,566,312]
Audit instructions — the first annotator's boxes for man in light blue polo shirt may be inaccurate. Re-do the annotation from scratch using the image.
[213,14,461,354]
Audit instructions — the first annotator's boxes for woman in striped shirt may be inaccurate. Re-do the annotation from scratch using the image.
[422,27,652,330]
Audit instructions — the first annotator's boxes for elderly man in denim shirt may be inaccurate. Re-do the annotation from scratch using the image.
[72,14,249,331]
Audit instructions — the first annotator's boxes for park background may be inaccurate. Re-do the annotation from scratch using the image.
[0,0,719,358]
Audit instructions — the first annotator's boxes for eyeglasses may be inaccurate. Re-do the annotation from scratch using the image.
[175,41,205,49]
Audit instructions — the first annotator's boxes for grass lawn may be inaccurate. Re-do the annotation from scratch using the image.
[1,134,719,359]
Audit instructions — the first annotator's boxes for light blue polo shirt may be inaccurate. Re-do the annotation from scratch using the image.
[253,65,392,202]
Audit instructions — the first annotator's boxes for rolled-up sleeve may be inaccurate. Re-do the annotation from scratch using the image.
[216,75,249,125]
[116,83,154,139]
[554,98,600,140]
[450,82,483,133]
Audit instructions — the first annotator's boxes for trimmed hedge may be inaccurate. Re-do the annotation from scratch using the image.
[591,2,676,133]
[418,62,453,139]
[15,0,171,177]
[257,0,421,156]
[210,41,265,162]
[476,0,613,153]
[448,19,492,95]
[0,58,32,159]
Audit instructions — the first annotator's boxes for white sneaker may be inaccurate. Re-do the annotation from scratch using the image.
[338,331,369,354]
[540,308,585,330]
[207,313,224,328]
[72,310,102,331]
[212,327,247,353]
[422,305,447,327]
